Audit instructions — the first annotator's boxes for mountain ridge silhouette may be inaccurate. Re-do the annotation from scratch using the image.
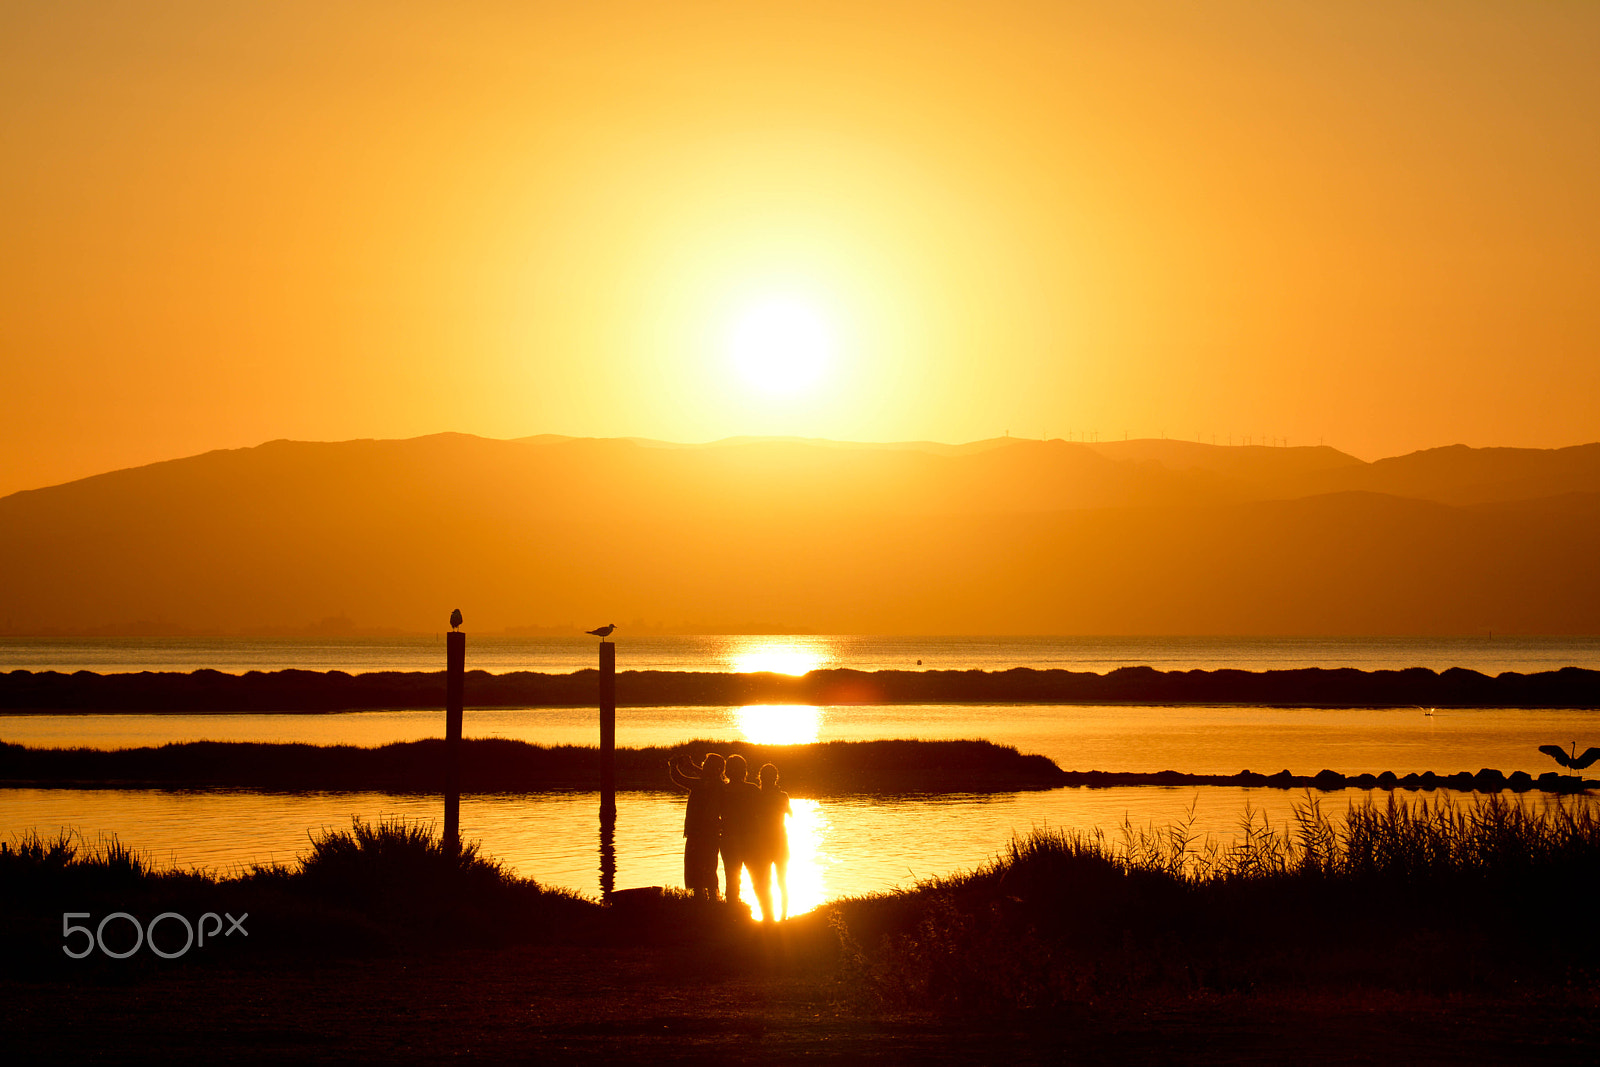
[3,434,1596,635]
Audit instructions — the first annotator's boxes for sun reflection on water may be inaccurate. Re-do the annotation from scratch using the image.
[736,797,830,920]
[705,636,836,918]
[734,704,822,745]
[784,798,829,917]
[725,637,829,675]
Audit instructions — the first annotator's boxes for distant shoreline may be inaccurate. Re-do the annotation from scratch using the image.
[0,737,1062,795]
[3,664,1598,711]
[0,737,1590,796]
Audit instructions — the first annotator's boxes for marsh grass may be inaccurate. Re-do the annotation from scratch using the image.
[830,793,1600,1015]
[0,817,602,975]
[7,795,1597,1003]
[274,817,605,951]
[0,828,226,976]
[0,828,158,900]
[293,816,508,902]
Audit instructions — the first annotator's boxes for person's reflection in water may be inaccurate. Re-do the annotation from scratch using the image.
[667,752,725,902]
[750,762,793,922]
[721,754,762,911]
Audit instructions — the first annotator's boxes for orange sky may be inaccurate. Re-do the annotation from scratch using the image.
[3,1,1597,498]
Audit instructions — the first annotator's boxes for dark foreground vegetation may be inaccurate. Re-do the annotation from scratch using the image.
[0,737,1063,794]
[5,663,1598,711]
[3,797,1598,1063]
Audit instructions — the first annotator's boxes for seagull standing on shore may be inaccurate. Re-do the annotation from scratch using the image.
[587,623,616,640]
[450,608,463,631]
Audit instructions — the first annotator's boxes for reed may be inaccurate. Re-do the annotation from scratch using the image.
[295,815,508,897]
[830,792,1600,1014]
[0,828,153,894]
[0,817,601,973]
[264,816,601,950]
[7,794,1596,1002]
[1026,791,1600,883]
[0,827,80,869]
[0,828,209,972]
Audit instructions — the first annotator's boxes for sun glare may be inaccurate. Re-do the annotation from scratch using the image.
[726,638,828,675]
[730,649,822,675]
[736,796,829,919]
[735,704,823,745]
[726,295,833,396]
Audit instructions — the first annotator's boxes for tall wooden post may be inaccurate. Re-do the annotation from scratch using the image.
[599,641,616,821]
[444,630,465,855]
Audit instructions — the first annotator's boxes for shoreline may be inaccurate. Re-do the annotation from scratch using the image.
[0,737,1591,795]
[0,737,1066,795]
[4,663,1599,711]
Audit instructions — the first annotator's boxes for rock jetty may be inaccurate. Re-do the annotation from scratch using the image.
[3,664,1597,711]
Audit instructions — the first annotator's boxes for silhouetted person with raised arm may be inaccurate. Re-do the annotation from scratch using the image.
[751,762,793,922]
[720,753,762,911]
[667,752,725,902]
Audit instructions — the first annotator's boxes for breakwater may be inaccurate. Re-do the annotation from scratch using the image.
[1061,766,1592,794]
[4,664,1599,711]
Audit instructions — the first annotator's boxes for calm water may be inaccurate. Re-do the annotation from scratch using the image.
[22,783,1568,920]
[5,702,1598,912]
[5,703,1597,778]
[4,635,1597,912]
[6,633,1600,676]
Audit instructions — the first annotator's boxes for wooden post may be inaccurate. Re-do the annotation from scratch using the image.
[599,640,616,821]
[444,630,465,855]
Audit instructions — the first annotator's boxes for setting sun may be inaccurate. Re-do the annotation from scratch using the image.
[726,295,834,396]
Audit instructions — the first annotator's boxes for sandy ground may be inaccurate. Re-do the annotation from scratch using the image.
[4,943,1597,1065]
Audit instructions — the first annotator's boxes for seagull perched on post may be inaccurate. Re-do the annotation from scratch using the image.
[587,623,616,640]
[450,608,463,631]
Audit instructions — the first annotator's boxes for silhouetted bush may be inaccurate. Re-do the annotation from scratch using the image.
[9,796,1598,1008]
[0,818,601,976]
[829,793,1600,1015]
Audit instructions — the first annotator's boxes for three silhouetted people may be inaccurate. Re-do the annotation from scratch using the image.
[666,751,793,921]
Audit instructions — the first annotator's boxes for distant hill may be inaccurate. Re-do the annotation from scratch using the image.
[2,434,1597,635]
[1284,443,1600,505]
[1086,438,1366,486]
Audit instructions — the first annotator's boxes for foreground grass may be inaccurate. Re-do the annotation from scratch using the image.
[831,792,1600,1014]
[0,817,605,974]
[5,795,1599,1014]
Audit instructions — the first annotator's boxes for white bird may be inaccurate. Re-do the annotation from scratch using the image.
[450,608,463,631]
[587,623,616,639]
